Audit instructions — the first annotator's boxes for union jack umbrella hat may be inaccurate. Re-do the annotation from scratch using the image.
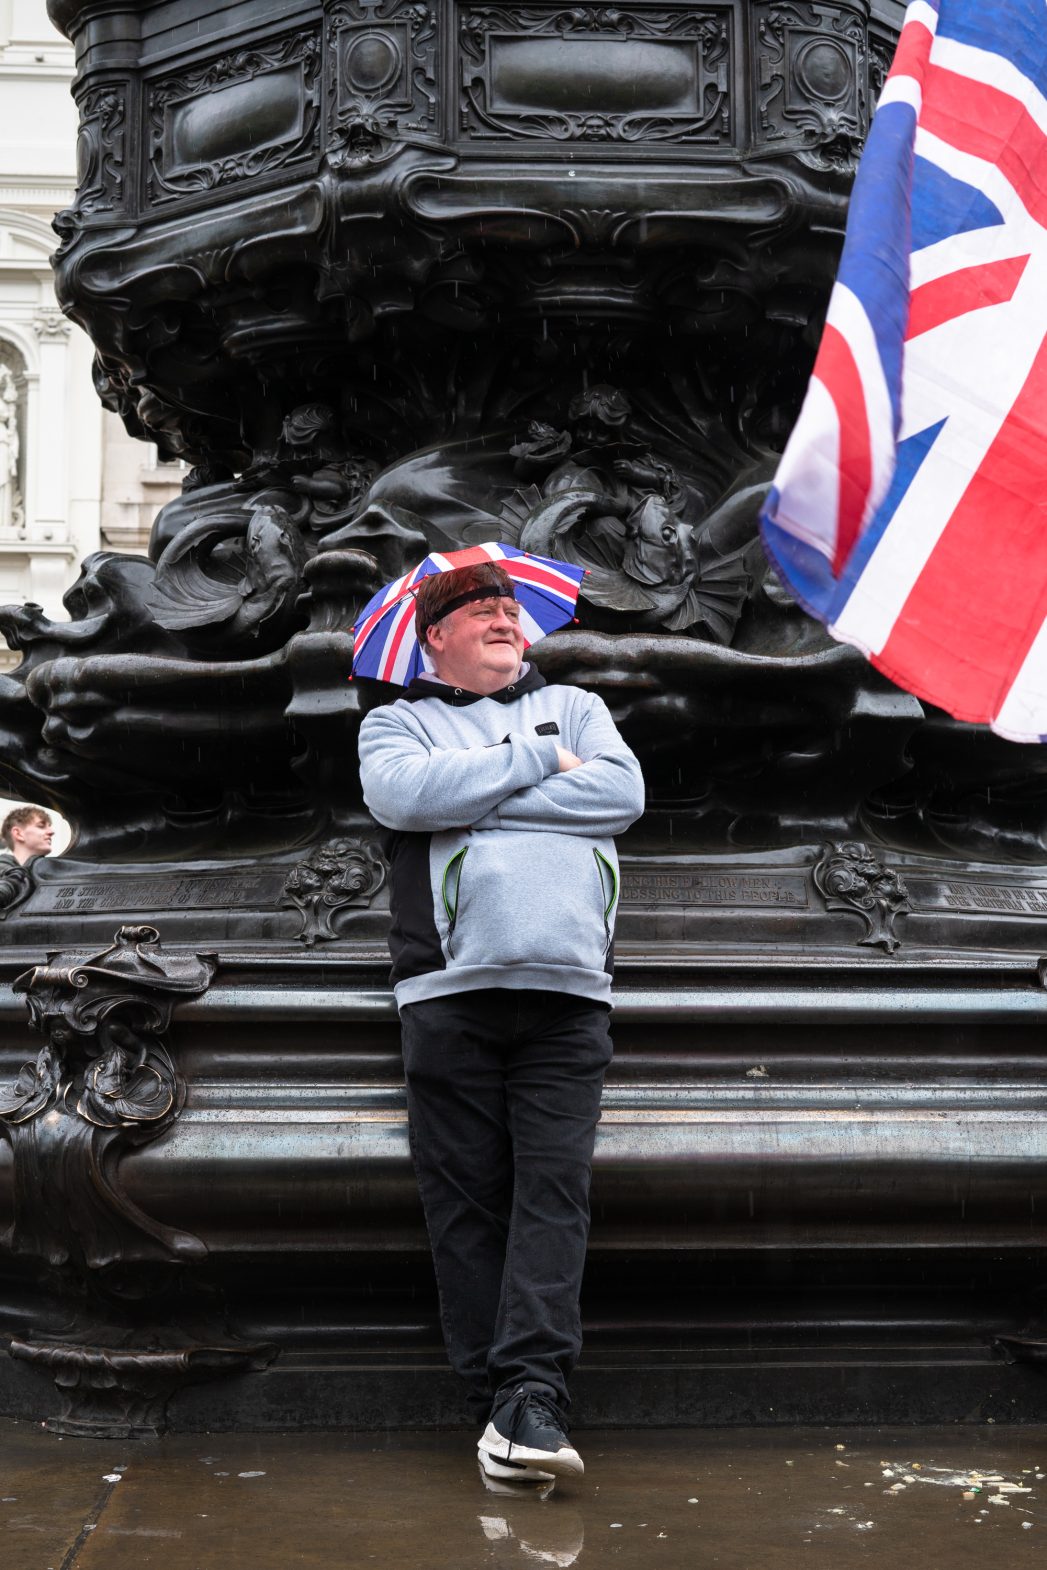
[350,542,587,685]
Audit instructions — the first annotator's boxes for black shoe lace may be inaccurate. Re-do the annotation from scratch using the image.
[503,1387,568,1461]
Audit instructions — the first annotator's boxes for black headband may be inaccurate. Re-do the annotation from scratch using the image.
[426,584,517,626]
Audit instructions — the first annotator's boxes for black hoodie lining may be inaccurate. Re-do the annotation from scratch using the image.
[402,667,547,706]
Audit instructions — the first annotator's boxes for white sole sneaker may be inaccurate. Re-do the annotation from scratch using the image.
[478,1447,556,1484]
[478,1450,555,1483]
[478,1420,584,1480]
[477,1456,556,1491]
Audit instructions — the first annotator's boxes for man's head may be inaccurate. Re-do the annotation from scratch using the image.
[1,806,53,865]
[415,563,525,694]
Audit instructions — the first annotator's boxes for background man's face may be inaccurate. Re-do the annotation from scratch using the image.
[13,815,53,861]
[427,596,526,693]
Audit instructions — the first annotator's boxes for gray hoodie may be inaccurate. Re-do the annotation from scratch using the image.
[358,666,645,1007]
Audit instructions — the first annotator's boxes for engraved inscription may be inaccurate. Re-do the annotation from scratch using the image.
[623,870,808,908]
[910,879,1047,917]
[38,873,287,915]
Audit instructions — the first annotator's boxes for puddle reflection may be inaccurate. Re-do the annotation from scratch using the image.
[476,1466,584,1566]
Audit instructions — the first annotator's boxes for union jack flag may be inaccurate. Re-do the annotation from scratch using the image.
[761,0,1047,742]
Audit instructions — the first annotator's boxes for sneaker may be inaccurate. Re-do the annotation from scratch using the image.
[477,1386,584,1480]
[479,1450,556,1486]
[478,1460,556,1496]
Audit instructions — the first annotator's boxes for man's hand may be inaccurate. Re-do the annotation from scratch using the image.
[556,745,584,772]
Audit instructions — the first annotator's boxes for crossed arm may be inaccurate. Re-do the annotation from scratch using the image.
[359,707,561,831]
[474,699,645,835]
[358,695,645,835]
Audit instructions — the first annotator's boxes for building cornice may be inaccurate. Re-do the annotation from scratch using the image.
[0,191,73,213]
[0,539,78,556]
[0,60,74,80]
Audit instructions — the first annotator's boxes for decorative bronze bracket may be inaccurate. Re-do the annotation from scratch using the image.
[0,926,275,1436]
[813,842,911,953]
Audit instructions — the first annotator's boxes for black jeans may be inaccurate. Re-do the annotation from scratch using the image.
[399,988,613,1421]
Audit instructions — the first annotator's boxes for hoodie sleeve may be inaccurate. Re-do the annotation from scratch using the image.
[359,703,561,831]
[476,694,645,836]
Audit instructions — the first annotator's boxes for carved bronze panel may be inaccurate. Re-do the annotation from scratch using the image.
[813,842,911,952]
[458,4,732,144]
[145,28,322,205]
[326,0,439,163]
[73,82,128,218]
[282,836,387,945]
[754,0,868,168]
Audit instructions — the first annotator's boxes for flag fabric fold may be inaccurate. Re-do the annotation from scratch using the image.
[760,0,1047,742]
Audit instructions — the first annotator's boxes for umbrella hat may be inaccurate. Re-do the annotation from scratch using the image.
[350,542,586,686]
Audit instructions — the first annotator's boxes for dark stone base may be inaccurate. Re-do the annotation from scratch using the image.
[4,931,1046,1439]
[128,1343,1047,1432]
[3,1333,1045,1434]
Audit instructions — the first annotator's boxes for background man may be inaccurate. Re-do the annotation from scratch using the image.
[358,561,645,1485]
[0,805,54,866]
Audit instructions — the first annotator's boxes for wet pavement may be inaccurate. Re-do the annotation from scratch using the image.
[3,1419,1047,1568]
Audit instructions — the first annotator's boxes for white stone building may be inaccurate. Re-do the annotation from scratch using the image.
[0,0,182,835]
[0,1,182,635]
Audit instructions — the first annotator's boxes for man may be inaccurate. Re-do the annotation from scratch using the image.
[358,561,644,1485]
[0,805,54,866]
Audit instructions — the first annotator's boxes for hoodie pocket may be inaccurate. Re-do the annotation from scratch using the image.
[441,846,468,955]
[593,847,619,954]
[433,830,620,975]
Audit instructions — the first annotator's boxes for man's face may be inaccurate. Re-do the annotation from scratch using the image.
[426,594,526,694]
[12,814,53,862]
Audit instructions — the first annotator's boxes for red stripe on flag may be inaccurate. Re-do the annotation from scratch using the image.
[906,254,1030,340]
[874,329,1047,723]
[504,559,581,597]
[921,68,1047,230]
[379,596,417,683]
[887,19,935,90]
[354,583,417,652]
[815,325,873,576]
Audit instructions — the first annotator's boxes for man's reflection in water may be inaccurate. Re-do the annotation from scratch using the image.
[0,805,53,867]
[477,1467,584,1567]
